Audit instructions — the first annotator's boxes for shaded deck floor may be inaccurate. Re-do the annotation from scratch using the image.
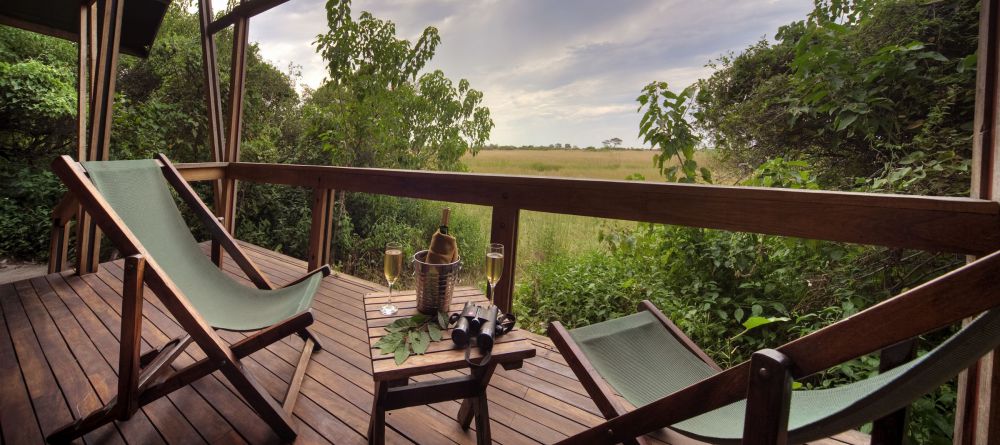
[0,242,869,444]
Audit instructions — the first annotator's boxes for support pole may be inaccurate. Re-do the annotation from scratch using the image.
[198,0,229,266]
[956,0,1000,442]
[222,15,250,235]
[489,206,519,314]
[76,0,123,275]
[307,188,336,270]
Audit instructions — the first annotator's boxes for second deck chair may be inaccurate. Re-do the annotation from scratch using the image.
[47,154,330,443]
[549,248,1000,445]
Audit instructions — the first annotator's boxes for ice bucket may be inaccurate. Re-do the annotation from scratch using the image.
[413,250,461,315]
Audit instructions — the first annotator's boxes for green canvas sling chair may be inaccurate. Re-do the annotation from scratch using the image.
[549,247,1000,445]
[46,154,331,444]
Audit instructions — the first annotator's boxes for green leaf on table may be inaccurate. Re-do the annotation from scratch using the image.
[412,330,431,354]
[394,340,411,365]
[427,322,442,341]
[411,314,429,325]
[375,332,403,355]
[387,318,412,329]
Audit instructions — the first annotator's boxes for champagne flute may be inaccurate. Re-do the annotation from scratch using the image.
[485,243,504,306]
[381,242,403,315]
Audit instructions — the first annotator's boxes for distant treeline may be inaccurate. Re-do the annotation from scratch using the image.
[481,144,654,151]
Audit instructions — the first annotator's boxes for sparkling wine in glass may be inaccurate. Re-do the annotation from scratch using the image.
[381,242,403,315]
[485,243,504,306]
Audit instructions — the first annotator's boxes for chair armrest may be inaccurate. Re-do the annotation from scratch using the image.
[279,265,331,289]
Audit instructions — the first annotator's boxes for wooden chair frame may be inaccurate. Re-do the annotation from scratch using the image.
[549,301,721,445]
[550,249,1000,445]
[46,154,330,444]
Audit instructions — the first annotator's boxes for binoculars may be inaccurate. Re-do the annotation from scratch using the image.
[449,301,513,351]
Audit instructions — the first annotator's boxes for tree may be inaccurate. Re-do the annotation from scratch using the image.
[694,0,977,195]
[308,0,493,171]
[637,82,711,183]
[601,137,622,149]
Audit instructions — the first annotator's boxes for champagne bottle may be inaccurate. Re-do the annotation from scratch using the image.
[427,208,458,264]
[439,208,450,235]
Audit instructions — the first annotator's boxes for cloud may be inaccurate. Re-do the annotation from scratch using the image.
[230,0,813,147]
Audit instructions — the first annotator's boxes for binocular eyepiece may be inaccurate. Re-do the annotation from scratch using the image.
[450,301,503,349]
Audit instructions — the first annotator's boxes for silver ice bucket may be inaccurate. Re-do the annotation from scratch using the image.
[413,250,461,315]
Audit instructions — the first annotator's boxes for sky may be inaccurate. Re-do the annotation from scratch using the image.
[218,0,814,147]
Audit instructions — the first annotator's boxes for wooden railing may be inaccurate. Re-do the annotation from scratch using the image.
[226,161,1000,312]
[50,160,1000,312]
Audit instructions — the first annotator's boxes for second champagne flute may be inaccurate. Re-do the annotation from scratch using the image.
[381,242,403,315]
[485,243,504,306]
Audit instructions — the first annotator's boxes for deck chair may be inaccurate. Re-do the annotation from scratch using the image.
[549,248,1000,445]
[46,154,330,444]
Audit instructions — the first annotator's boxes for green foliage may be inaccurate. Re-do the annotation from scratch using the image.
[373,312,449,364]
[637,82,710,183]
[695,0,978,195]
[740,158,819,189]
[308,0,493,171]
[0,29,77,260]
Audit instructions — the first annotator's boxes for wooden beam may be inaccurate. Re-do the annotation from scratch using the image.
[198,0,228,266]
[489,206,519,313]
[221,16,249,234]
[958,0,1000,442]
[205,0,291,35]
[228,162,1000,256]
[197,0,226,168]
[76,0,124,275]
[307,188,335,271]
[174,162,228,181]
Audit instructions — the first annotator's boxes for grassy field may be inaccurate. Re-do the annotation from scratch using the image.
[462,149,734,182]
[449,149,734,285]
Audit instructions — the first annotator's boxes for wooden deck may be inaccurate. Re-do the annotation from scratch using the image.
[0,241,869,444]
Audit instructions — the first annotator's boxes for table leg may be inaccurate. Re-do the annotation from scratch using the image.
[368,381,388,445]
[475,393,491,444]
[458,363,497,429]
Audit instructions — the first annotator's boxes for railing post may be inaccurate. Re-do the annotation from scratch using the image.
[958,0,1000,442]
[489,206,519,314]
[307,188,336,270]
[742,349,792,445]
[48,219,72,274]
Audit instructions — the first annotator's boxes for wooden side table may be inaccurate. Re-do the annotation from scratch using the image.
[364,288,536,445]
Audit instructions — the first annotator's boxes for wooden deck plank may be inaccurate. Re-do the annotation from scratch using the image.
[0,242,870,445]
[28,276,170,445]
[1,280,111,444]
[0,284,46,445]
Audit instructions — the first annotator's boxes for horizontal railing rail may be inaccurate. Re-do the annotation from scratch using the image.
[226,162,1000,256]
[219,161,1000,312]
[48,159,1000,312]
